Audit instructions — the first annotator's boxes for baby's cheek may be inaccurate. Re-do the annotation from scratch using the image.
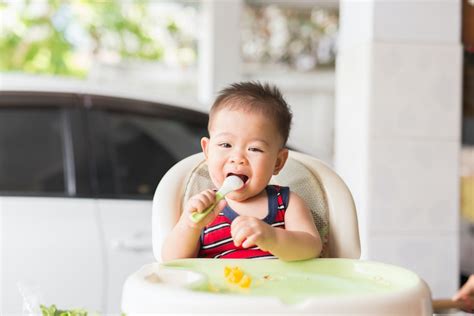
[208,169,223,187]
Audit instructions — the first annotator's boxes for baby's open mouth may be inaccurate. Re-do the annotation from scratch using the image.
[227,173,249,184]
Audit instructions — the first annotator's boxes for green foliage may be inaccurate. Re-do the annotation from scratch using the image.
[0,0,173,78]
[39,304,121,316]
[40,304,88,316]
[39,304,127,316]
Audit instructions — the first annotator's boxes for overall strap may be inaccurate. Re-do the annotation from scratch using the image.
[266,185,289,225]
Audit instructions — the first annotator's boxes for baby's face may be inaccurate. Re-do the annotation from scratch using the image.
[201,108,288,202]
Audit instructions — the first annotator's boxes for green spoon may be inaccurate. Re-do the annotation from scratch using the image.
[189,175,244,223]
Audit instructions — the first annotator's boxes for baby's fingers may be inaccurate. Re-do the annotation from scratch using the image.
[189,190,216,213]
[198,199,227,226]
[232,226,252,248]
[188,199,208,214]
[230,216,249,236]
[241,233,261,249]
[453,276,474,301]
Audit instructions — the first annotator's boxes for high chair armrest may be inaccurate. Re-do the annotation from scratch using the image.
[152,153,206,262]
[289,151,360,259]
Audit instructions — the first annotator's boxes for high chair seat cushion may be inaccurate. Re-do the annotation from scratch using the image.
[183,156,330,257]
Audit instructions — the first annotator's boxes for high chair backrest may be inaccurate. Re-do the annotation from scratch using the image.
[152,150,360,262]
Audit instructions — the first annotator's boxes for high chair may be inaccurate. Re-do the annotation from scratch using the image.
[121,151,432,315]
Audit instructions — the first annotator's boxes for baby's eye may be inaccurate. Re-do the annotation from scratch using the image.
[218,143,231,148]
[248,147,263,153]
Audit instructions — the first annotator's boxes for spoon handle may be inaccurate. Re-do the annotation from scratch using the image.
[189,192,224,223]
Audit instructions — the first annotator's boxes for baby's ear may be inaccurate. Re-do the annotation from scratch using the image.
[273,148,289,175]
[201,137,210,159]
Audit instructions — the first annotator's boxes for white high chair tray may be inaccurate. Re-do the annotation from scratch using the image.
[121,258,432,315]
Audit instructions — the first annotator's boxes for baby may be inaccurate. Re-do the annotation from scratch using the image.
[162,81,321,261]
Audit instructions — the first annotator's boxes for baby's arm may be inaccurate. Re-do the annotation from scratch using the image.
[161,189,227,262]
[231,192,321,261]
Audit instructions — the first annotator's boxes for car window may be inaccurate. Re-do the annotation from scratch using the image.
[0,107,66,195]
[68,107,94,197]
[87,107,208,199]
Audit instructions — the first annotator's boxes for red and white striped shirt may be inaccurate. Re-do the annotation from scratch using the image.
[198,185,289,259]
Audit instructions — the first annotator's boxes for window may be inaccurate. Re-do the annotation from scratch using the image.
[0,107,66,195]
[87,106,207,199]
[242,1,339,72]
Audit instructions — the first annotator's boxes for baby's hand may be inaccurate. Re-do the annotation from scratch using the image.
[230,216,276,251]
[181,189,227,229]
[453,275,474,312]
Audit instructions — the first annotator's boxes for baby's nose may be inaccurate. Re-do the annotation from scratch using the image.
[230,155,246,165]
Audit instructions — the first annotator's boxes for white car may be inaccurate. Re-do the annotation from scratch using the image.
[0,86,208,314]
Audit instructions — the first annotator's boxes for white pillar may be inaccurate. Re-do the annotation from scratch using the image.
[198,0,242,108]
[335,0,462,298]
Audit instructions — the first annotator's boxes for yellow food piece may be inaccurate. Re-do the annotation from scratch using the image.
[224,266,232,277]
[230,267,243,282]
[224,266,252,288]
[239,275,252,288]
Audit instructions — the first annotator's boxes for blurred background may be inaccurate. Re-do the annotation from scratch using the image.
[0,0,472,314]
[0,0,339,161]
